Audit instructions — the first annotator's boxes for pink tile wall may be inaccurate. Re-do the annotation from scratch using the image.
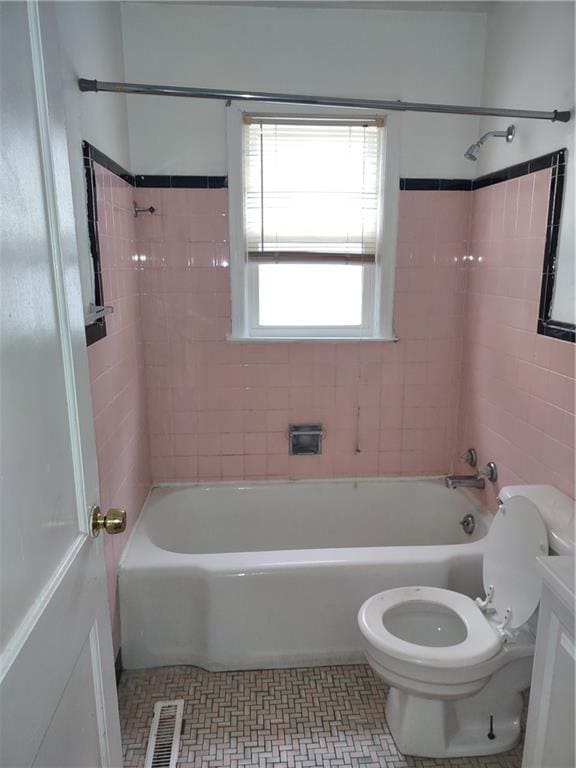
[456,168,575,505]
[87,165,151,654]
[136,187,470,482]
[85,161,574,652]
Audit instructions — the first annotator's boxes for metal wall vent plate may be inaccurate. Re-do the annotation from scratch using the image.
[144,699,184,768]
[289,423,324,455]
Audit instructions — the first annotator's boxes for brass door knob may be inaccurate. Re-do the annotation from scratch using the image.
[90,506,127,537]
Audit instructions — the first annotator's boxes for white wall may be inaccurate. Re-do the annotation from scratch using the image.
[53,1,131,310]
[121,4,487,177]
[478,1,574,325]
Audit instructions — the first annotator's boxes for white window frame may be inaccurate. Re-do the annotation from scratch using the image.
[226,101,400,341]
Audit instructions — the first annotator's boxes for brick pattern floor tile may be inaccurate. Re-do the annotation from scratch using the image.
[119,665,524,768]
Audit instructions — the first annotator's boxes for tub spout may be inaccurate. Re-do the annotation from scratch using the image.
[445,474,486,490]
[445,461,498,489]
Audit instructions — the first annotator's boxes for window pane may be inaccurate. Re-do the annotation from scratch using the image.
[258,264,363,326]
[244,121,381,256]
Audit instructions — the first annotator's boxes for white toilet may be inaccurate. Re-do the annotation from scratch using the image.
[358,486,559,759]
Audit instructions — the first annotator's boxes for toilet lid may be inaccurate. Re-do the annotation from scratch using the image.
[483,495,548,628]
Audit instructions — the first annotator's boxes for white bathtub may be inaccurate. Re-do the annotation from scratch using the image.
[119,477,489,671]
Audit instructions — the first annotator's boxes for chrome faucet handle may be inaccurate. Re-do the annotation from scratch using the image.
[478,461,498,483]
[459,448,477,467]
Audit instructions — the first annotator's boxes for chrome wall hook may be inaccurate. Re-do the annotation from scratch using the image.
[133,201,156,217]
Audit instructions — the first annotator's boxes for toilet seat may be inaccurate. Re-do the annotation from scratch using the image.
[359,586,502,668]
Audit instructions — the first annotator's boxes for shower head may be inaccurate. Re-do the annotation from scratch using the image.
[464,143,480,161]
[464,124,515,161]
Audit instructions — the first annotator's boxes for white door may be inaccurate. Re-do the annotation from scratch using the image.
[0,2,123,766]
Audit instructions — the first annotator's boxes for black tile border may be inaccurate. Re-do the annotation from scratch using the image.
[83,142,228,346]
[399,150,567,192]
[134,174,228,188]
[87,143,135,186]
[399,178,472,191]
[471,149,566,190]
[115,648,123,686]
[83,141,109,346]
[536,150,574,342]
[401,149,573,344]
[85,143,572,344]
[82,143,229,190]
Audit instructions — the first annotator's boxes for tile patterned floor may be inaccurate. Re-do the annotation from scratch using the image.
[119,665,524,768]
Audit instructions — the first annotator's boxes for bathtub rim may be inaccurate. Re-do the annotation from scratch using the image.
[119,475,491,574]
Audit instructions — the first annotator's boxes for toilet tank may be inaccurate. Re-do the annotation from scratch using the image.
[498,485,575,556]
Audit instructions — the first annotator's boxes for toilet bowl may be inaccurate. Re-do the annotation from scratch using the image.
[358,489,551,758]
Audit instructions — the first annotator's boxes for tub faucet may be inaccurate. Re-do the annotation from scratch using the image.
[445,461,498,490]
[445,474,485,489]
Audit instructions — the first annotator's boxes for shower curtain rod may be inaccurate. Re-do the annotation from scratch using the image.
[78,78,571,123]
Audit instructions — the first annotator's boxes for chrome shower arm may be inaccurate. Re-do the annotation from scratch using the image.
[477,125,515,146]
[464,125,515,161]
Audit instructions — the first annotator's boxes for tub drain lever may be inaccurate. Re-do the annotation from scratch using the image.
[459,513,476,535]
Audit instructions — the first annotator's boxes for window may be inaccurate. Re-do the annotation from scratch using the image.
[227,106,398,340]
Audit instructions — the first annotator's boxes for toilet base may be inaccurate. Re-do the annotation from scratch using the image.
[384,660,530,758]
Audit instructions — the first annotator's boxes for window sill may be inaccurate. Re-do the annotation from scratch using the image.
[226,335,398,343]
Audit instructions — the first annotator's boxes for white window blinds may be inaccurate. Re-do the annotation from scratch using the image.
[243,117,383,263]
